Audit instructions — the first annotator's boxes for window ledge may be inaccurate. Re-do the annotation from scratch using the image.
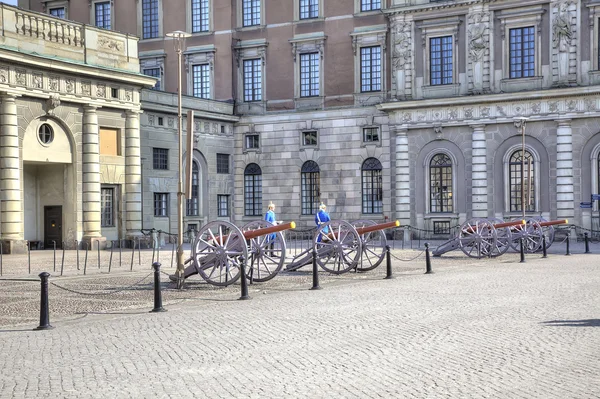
[294,17,324,25]
[140,37,164,43]
[295,97,324,111]
[353,10,383,17]
[423,213,459,219]
[422,84,460,99]
[236,25,266,32]
[500,76,542,93]
[190,31,214,37]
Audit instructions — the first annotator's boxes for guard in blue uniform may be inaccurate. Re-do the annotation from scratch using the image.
[315,203,330,242]
[265,202,276,256]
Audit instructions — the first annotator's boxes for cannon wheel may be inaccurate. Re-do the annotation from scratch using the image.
[352,220,387,272]
[489,218,511,257]
[509,218,543,253]
[313,220,362,274]
[458,218,497,258]
[241,220,286,283]
[531,217,555,250]
[192,221,248,287]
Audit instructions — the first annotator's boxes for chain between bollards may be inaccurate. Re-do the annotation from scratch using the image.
[542,234,547,258]
[584,232,591,254]
[565,234,571,256]
[151,262,167,312]
[424,243,433,274]
[520,238,526,263]
[35,272,54,330]
[384,245,393,279]
[310,248,321,290]
[239,259,250,300]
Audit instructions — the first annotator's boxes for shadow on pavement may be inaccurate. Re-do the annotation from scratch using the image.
[542,319,600,327]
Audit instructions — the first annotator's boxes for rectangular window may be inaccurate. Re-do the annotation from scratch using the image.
[242,0,261,27]
[300,53,319,97]
[142,0,159,39]
[191,0,209,33]
[100,128,119,156]
[217,195,229,217]
[430,36,453,85]
[363,127,379,142]
[302,131,318,146]
[300,0,318,19]
[192,64,211,99]
[49,7,65,18]
[101,188,114,227]
[143,68,161,90]
[95,1,111,30]
[154,193,169,217]
[216,153,229,174]
[433,221,451,235]
[246,134,259,149]
[361,46,381,92]
[243,59,262,102]
[360,0,381,11]
[153,148,168,170]
[509,26,535,79]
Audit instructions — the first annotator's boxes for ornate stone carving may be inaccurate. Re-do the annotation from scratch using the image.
[46,94,60,116]
[434,125,443,135]
[0,67,8,83]
[514,104,525,115]
[553,1,572,53]
[417,112,426,122]
[448,109,458,120]
[49,76,59,91]
[194,121,200,132]
[204,121,210,132]
[148,115,155,126]
[480,106,490,118]
[496,106,507,117]
[212,123,218,133]
[125,90,133,102]
[96,83,106,98]
[468,12,488,62]
[464,108,474,119]
[168,118,175,128]
[566,100,577,111]
[401,112,412,122]
[98,36,123,52]
[16,70,26,86]
[531,102,542,114]
[584,98,597,111]
[66,79,75,93]
[392,22,412,70]
[82,81,91,96]
[549,101,559,113]
[33,73,43,89]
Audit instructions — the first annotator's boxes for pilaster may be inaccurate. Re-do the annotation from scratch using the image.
[470,124,488,218]
[82,105,103,243]
[125,110,143,237]
[394,126,411,232]
[556,118,574,221]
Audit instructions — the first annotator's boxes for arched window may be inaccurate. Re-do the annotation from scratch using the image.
[186,162,199,216]
[509,149,535,212]
[301,161,320,215]
[362,158,383,214]
[244,163,262,216]
[429,153,453,213]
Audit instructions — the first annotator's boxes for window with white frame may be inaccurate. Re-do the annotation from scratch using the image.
[509,27,535,79]
[301,161,320,215]
[509,149,535,212]
[243,59,262,102]
[49,7,65,18]
[192,0,209,33]
[360,0,381,12]
[300,0,319,20]
[217,195,230,217]
[244,163,262,216]
[430,36,453,85]
[154,193,169,216]
[361,46,381,92]
[362,158,383,214]
[186,162,199,216]
[101,187,115,227]
[192,64,211,99]
[142,0,159,39]
[95,1,111,29]
[300,53,320,97]
[143,68,161,90]
[242,0,261,27]
[429,154,453,213]
[245,134,259,150]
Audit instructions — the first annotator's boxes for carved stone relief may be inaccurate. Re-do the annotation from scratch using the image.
[553,1,572,53]
[49,76,59,91]
[0,67,8,83]
[96,84,106,98]
[168,118,174,128]
[468,12,489,62]
[98,36,123,52]
[125,90,132,102]
[82,81,91,96]
[16,70,26,86]
[32,73,43,89]
[66,79,75,93]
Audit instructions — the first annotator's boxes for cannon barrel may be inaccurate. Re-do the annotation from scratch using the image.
[538,219,568,227]
[243,221,296,240]
[495,220,525,229]
[355,220,400,235]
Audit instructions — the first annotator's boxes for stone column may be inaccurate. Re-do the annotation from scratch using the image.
[394,126,411,240]
[82,106,103,243]
[556,118,574,221]
[0,94,26,253]
[470,124,488,218]
[125,110,143,237]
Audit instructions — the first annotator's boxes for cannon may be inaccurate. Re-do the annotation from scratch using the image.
[178,220,295,286]
[508,218,568,253]
[286,220,399,274]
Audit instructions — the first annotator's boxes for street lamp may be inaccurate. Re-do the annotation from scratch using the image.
[166,30,191,289]
[514,117,528,218]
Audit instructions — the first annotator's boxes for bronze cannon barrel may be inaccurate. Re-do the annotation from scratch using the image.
[538,219,568,227]
[495,220,526,229]
[243,221,296,240]
[355,220,400,235]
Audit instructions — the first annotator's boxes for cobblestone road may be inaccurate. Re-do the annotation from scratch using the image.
[1,250,599,398]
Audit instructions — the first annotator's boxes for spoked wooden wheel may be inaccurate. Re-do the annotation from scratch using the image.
[352,220,386,271]
[509,218,543,253]
[241,220,286,283]
[531,217,555,249]
[313,221,362,274]
[489,218,511,257]
[192,221,247,286]
[458,218,497,258]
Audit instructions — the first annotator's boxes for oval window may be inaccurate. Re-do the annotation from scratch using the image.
[38,123,54,145]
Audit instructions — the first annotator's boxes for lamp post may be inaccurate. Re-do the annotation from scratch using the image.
[514,117,528,218]
[166,30,191,289]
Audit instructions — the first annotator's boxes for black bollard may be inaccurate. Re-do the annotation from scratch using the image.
[97,240,101,269]
[310,249,322,290]
[60,243,65,276]
[138,237,141,265]
[75,240,80,271]
[566,235,571,256]
[130,239,135,271]
[119,239,123,267]
[83,242,89,275]
[385,245,393,279]
[239,260,250,300]
[520,238,526,263]
[542,235,548,258]
[150,262,167,312]
[425,243,433,274]
[585,232,591,254]
[28,241,31,274]
[35,272,54,330]
[108,241,114,273]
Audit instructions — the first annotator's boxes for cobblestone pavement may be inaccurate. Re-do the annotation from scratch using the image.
[0,247,599,398]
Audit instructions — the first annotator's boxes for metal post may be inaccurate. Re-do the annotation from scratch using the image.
[60,242,65,276]
[425,243,433,274]
[385,244,393,279]
[52,241,56,272]
[138,237,141,265]
[542,235,547,258]
[157,231,161,264]
[130,238,135,271]
[27,241,31,274]
[151,231,156,265]
[97,240,101,269]
[520,238,526,263]
[0,242,3,276]
[310,249,321,290]
[566,235,571,256]
[119,239,123,267]
[109,241,114,273]
[585,232,590,254]
[75,240,80,270]
[151,262,167,312]
[83,242,89,275]
[35,272,54,330]
[239,259,250,300]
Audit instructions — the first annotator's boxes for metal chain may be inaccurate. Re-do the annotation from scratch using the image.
[389,249,426,262]
[50,271,153,296]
